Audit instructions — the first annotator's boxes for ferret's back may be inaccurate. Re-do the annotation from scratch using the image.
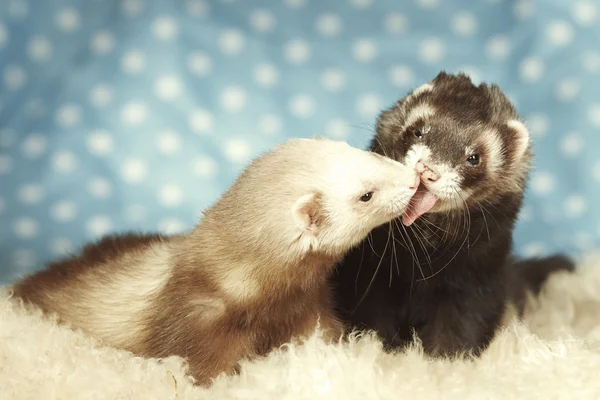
[11,233,174,350]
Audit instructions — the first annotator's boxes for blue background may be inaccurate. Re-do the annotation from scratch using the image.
[1,0,599,283]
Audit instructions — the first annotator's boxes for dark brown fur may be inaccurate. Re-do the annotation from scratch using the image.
[331,72,568,357]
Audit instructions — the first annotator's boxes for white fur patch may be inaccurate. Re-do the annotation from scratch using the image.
[188,296,226,323]
[480,129,504,175]
[402,104,435,132]
[410,83,434,97]
[507,119,530,160]
[221,267,260,302]
[404,143,432,168]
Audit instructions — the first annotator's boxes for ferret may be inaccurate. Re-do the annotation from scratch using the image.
[331,72,571,357]
[11,138,419,386]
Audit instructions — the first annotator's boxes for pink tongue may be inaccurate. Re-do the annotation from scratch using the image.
[402,187,438,226]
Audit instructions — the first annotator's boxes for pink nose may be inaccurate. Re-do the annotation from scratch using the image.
[416,161,440,183]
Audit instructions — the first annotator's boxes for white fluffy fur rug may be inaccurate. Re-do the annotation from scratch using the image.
[3,252,600,400]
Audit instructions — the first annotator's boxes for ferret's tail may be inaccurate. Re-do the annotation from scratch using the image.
[506,253,576,317]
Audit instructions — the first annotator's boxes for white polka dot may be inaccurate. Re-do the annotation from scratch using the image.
[416,0,438,8]
[564,195,587,217]
[289,95,315,118]
[86,130,113,155]
[219,29,245,55]
[224,139,252,163]
[356,94,383,117]
[451,12,478,36]
[121,159,147,183]
[91,31,116,55]
[485,36,511,61]
[325,119,349,139]
[518,205,533,222]
[389,65,414,87]
[513,0,534,19]
[220,86,247,111]
[88,177,112,198]
[250,9,276,33]
[258,114,282,136]
[189,109,214,134]
[554,78,580,102]
[384,12,408,35]
[13,217,39,239]
[0,155,11,174]
[89,84,114,107]
[159,218,187,234]
[316,13,342,37]
[350,0,374,8]
[13,249,37,270]
[9,0,29,19]
[55,104,81,127]
[559,132,583,157]
[17,184,44,204]
[158,185,184,207]
[284,0,306,8]
[153,16,178,40]
[583,51,600,73]
[284,39,311,64]
[126,204,147,221]
[186,0,209,18]
[154,75,183,101]
[4,65,27,90]
[530,171,556,195]
[55,8,81,32]
[0,22,8,48]
[519,57,544,83]
[588,103,600,127]
[321,68,346,92]
[458,66,482,85]
[86,216,113,237]
[528,113,550,138]
[419,38,446,64]
[50,201,78,222]
[49,237,74,256]
[27,36,53,62]
[522,242,546,258]
[121,102,148,125]
[156,130,181,154]
[546,20,574,47]
[192,156,218,178]
[121,50,146,74]
[52,151,78,173]
[122,0,144,16]
[593,162,600,182]
[352,39,378,62]
[572,1,597,27]
[21,134,47,158]
[253,64,279,87]
[188,52,212,76]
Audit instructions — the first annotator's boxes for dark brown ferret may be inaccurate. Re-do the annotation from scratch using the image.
[12,138,418,386]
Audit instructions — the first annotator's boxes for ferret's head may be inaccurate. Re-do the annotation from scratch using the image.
[373,72,532,226]
[216,138,418,262]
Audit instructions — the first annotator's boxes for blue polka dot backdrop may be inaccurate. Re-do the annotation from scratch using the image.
[0,0,599,283]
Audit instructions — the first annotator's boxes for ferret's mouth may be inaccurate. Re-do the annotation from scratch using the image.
[402,184,438,226]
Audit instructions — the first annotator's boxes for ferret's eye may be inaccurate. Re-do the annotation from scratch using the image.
[413,129,423,139]
[466,154,480,166]
[360,192,374,202]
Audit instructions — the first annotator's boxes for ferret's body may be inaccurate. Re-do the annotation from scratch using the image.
[332,73,537,356]
[13,138,418,386]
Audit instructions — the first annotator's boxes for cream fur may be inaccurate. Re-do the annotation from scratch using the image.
[3,250,600,399]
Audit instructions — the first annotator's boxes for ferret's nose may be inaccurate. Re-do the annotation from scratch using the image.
[416,161,440,183]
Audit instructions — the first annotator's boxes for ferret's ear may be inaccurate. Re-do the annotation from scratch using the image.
[506,119,531,162]
[292,192,323,235]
